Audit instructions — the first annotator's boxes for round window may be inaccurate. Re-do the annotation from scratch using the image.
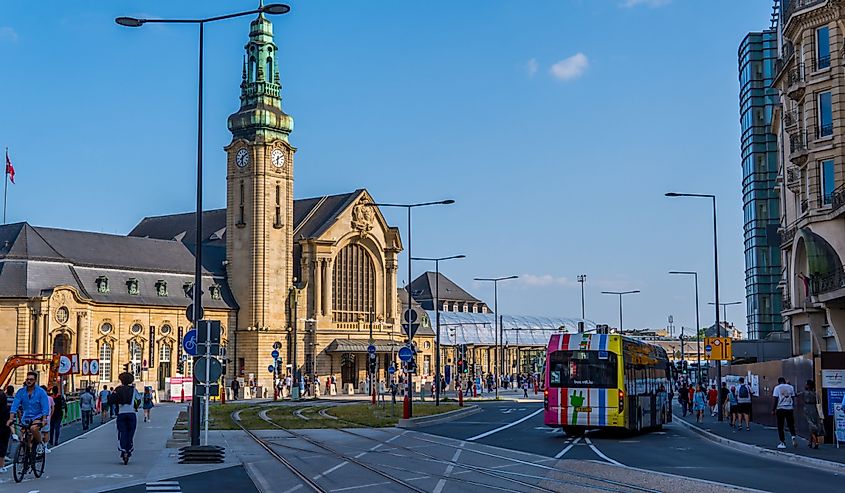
[100,322,113,335]
[160,324,172,336]
[56,307,69,324]
[130,323,143,335]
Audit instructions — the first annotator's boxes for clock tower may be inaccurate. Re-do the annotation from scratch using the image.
[225,11,294,378]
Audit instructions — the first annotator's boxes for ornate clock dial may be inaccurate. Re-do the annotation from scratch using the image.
[271,149,285,168]
[236,148,250,168]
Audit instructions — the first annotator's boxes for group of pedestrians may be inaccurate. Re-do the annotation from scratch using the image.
[676,375,824,450]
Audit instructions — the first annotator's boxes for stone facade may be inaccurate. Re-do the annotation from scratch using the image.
[774,0,845,353]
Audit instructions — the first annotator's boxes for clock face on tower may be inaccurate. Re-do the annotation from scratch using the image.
[236,148,250,168]
[271,149,285,169]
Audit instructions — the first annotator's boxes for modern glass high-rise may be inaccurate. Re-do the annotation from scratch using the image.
[738,29,782,339]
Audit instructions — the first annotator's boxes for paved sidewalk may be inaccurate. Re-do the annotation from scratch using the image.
[672,402,845,469]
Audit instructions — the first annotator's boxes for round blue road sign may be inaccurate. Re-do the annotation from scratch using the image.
[398,346,413,362]
[268,365,275,373]
[271,349,279,359]
[367,344,376,355]
[388,366,396,375]
[183,329,198,356]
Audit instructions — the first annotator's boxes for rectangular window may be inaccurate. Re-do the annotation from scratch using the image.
[821,159,835,204]
[817,26,831,70]
[818,91,833,137]
[548,350,619,388]
[239,180,245,224]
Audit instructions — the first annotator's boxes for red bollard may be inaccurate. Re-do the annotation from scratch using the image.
[181,387,185,403]
[458,385,464,407]
[472,383,478,397]
[403,394,411,419]
[274,387,279,401]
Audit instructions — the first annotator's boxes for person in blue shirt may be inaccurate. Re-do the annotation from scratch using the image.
[6,371,50,452]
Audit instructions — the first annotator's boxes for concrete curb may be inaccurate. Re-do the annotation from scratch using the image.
[672,413,845,474]
[397,405,481,428]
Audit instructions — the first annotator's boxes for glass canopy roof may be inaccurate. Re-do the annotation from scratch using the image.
[427,311,597,346]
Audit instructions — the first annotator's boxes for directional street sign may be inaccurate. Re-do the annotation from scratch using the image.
[388,365,396,375]
[183,329,198,356]
[403,309,418,324]
[402,323,420,339]
[271,350,280,359]
[194,356,223,383]
[704,337,732,361]
[398,346,413,362]
[367,344,376,355]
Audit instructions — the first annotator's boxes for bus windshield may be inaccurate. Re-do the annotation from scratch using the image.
[548,350,618,388]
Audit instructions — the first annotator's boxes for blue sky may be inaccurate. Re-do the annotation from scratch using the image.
[0,0,777,333]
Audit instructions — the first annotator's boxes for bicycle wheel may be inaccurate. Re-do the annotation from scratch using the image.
[12,441,28,483]
[32,443,46,478]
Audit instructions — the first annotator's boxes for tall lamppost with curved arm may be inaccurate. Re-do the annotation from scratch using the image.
[474,275,518,399]
[600,290,640,332]
[670,271,702,383]
[116,3,291,447]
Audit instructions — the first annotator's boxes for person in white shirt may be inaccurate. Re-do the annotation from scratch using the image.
[771,376,797,449]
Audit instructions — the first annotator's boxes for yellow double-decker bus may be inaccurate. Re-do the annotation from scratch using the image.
[543,333,672,434]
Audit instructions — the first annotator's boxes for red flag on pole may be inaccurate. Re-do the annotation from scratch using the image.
[5,149,14,184]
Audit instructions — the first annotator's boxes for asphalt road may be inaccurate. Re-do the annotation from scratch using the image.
[416,401,844,492]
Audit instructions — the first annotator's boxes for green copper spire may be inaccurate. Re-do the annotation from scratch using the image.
[228,9,293,142]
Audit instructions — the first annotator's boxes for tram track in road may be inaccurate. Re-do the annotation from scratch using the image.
[258,405,662,493]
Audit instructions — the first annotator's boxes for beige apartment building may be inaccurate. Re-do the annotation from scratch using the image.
[773,0,845,353]
[0,12,435,393]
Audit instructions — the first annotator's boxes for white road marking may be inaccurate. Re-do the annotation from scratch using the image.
[281,484,304,493]
[466,408,543,441]
[329,481,392,492]
[314,433,401,479]
[432,442,464,493]
[244,462,275,493]
[584,437,623,466]
[554,436,582,458]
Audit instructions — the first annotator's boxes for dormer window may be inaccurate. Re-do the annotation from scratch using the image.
[96,276,109,294]
[155,280,168,297]
[210,284,222,301]
[127,278,139,295]
[183,282,194,299]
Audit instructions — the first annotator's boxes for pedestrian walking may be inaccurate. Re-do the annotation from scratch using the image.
[40,385,54,453]
[719,382,729,418]
[80,386,95,431]
[109,372,141,464]
[772,376,797,449]
[687,385,695,414]
[109,386,118,417]
[142,387,154,422]
[707,385,718,417]
[678,382,689,417]
[692,384,707,423]
[728,386,739,429]
[230,379,240,401]
[735,377,752,431]
[99,385,111,423]
[800,380,823,449]
[49,385,66,447]
[522,378,529,398]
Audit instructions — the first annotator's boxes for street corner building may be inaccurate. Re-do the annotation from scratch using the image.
[0,11,436,394]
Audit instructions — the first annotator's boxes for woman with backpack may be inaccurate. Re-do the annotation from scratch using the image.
[692,384,707,423]
[109,372,141,464]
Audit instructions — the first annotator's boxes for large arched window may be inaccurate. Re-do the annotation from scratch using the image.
[332,243,376,323]
[52,333,70,355]
[99,342,112,382]
[128,340,143,377]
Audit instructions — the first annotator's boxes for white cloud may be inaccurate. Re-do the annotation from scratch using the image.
[518,274,574,288]
[525,58,539,77]
[621,0,671,8]
[0,27,18,43]
[550,53,588,81]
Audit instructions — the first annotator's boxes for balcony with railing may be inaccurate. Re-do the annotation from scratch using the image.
[782,291,792,310]
[786,166,801,192]
[781,223,798,246]
[784,0,828,24]
[811,264,845,296]
[831,183,845,212]
[784,109,799,128]
[786,63,806,99]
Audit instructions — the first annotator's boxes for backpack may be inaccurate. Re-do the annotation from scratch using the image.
[738,385,750,399]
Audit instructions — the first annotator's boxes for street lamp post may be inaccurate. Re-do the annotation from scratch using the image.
[666,192,724,421]
[600,290,640,332]
[669,271,702,385]
[116,3,291,447]
[367,200,454,417]
[577,274,587,329]
[474,275,518,399]
[708,301,742,327]
[411,254,466,406]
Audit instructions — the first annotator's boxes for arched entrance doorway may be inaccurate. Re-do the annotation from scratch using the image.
[52,333,70,355]
[340,353,357,389]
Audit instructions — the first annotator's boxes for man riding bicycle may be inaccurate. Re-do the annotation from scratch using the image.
[6,371,50,453]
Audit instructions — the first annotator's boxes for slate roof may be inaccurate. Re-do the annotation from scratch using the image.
[408,271,486,311]
[0,222,234,308]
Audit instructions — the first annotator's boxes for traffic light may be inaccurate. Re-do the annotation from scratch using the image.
[683,360,689,373]
[463,360,469,374]
[368,354,377,374]
[457,358,464,374]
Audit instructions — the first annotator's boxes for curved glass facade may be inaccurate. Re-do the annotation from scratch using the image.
[738,30,782,338]
[428,311,595,346]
